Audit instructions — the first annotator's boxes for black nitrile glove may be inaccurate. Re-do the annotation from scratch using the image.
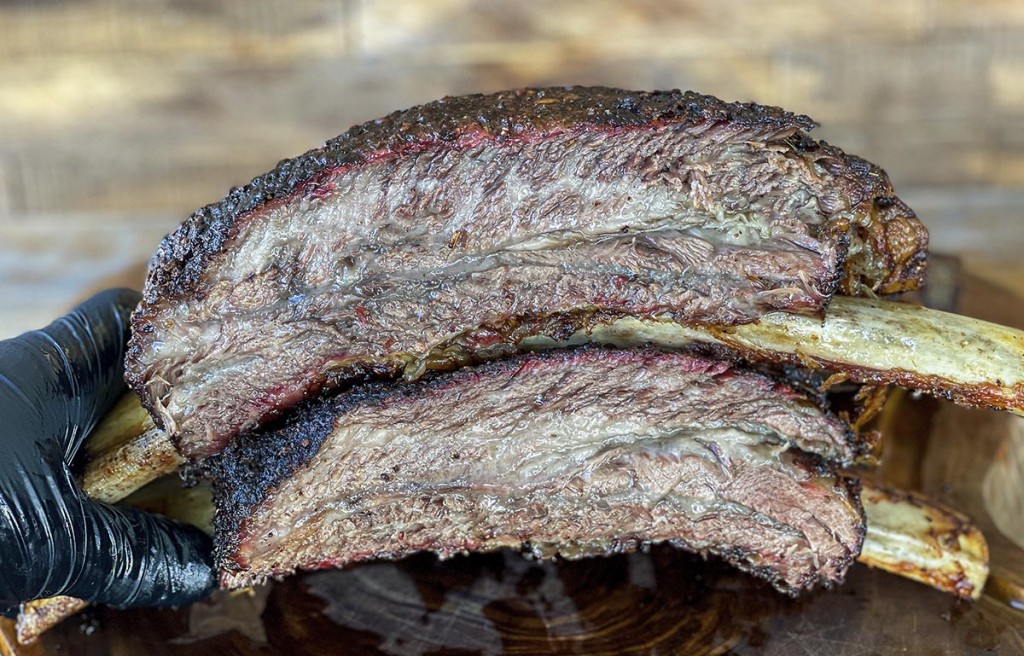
[0,289,214,616]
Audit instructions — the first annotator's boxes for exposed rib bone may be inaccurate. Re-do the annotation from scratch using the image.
[858,480,989,600]
[523,296,1024,415]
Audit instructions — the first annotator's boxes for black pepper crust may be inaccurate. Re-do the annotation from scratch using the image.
[205,357,509,569]
[205,345,861,570]
[138,87,816,308]
[128,87,928,450]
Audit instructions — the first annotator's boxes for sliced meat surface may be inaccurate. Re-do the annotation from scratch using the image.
[208,348,865,594]
[127,87,927,458]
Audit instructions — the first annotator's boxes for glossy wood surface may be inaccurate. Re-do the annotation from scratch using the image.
[4,0,1024,339]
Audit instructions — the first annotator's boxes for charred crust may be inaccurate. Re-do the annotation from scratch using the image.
[207,358,519,566]
[127,88,928,429]
[128,96,925,313]
[136,87,816,309]
[209,346,862,574]
[206,384,352,569]
[821,223,852,303]
[840,474,868,558]
[208,348,614,560]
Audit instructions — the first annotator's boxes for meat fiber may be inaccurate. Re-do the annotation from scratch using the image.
[126,87,927,458]
[208,348,865,594]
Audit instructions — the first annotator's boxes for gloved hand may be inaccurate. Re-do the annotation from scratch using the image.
[0,289,214,616]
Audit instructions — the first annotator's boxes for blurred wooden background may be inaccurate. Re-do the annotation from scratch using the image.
[2,0,1024,336]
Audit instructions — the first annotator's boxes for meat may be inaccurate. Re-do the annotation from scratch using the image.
[207,348,865,594]
[125,87,928,459]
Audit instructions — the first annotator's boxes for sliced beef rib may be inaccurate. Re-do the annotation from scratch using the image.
[208,348,865,594]
[127,87,927,458]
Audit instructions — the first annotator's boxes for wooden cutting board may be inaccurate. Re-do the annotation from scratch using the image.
[1,271,1022,655]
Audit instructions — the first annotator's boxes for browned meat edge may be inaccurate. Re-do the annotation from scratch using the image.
[137,87,925,312]
[205,347,864,594]
[139,87,822,306]
[126,87,927,458]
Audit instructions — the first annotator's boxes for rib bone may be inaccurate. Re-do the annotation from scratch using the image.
[858,480,989,600]
[524,296,1024,415]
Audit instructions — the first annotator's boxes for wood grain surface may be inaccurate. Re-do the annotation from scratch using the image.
[2,0,1024,337]
[1,1,1022,653]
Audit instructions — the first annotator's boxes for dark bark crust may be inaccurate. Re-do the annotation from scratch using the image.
[205,346,863,593]
[139,87,818,306]
[127,87,927,457]
[138,87,927,311]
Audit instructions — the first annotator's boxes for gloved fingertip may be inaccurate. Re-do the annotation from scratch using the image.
[66,502,217,609]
